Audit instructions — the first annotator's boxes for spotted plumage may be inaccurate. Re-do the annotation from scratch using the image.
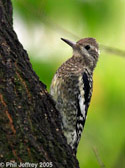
[50,37,99,153]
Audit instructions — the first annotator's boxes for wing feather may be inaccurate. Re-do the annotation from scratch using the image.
[75,70,93,150]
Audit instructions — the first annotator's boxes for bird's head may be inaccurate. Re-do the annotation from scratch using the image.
[61,37,99,70]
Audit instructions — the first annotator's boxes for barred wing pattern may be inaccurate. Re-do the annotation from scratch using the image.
[75,69,93,151]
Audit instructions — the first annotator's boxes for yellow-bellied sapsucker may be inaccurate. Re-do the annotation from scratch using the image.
[50,37,99,153]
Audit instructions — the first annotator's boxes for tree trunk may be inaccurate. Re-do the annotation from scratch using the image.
[0,0,79,167]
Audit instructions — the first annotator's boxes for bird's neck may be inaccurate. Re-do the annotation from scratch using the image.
[72,54,95,72]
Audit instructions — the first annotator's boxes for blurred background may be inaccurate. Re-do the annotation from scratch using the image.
[11,0,125,167]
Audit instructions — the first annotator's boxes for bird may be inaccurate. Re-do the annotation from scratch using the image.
[50,37,99,154]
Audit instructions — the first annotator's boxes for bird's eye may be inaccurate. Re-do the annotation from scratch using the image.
[84,45,90,50]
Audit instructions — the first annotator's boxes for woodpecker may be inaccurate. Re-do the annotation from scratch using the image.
[50,37,99,153]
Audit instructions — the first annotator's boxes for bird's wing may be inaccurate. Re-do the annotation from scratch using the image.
[75,70,93,148]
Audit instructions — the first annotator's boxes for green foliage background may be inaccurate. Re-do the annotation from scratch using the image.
[12,0,125,167]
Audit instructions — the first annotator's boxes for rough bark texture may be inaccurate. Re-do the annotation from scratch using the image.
[0,0,79,167]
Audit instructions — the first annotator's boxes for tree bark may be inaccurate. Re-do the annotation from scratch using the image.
[0,0,79,167]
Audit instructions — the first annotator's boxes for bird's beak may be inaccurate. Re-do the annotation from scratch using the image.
[61,38,76,48]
